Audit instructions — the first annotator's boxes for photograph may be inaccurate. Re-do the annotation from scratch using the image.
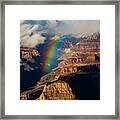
[20,20,100,100]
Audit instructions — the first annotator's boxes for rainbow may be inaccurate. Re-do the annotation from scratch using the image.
[43,35,60,72]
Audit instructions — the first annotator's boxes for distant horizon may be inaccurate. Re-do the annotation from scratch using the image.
[21,20,100,34]
[20,20,100,48]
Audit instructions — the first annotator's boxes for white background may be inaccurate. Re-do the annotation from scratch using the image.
[5,5,115,115]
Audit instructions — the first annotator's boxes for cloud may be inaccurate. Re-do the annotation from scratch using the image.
[20,20,100,47]
[20,20,58,46]
[20,24,40,37]
[20,23,46,48]
[54,20,100,35]
[21,33,45,48]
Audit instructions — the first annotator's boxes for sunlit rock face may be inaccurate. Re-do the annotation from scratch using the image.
[38,81,75,100]
[20,47,41,71]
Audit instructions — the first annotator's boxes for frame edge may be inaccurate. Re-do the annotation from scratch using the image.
[1,0,119,119]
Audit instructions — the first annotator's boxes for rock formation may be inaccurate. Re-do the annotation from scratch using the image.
[38,81,75,100]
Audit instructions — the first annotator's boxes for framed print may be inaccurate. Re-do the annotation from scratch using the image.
[0,0,119,119]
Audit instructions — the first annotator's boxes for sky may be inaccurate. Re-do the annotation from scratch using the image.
[20,20,100,48]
